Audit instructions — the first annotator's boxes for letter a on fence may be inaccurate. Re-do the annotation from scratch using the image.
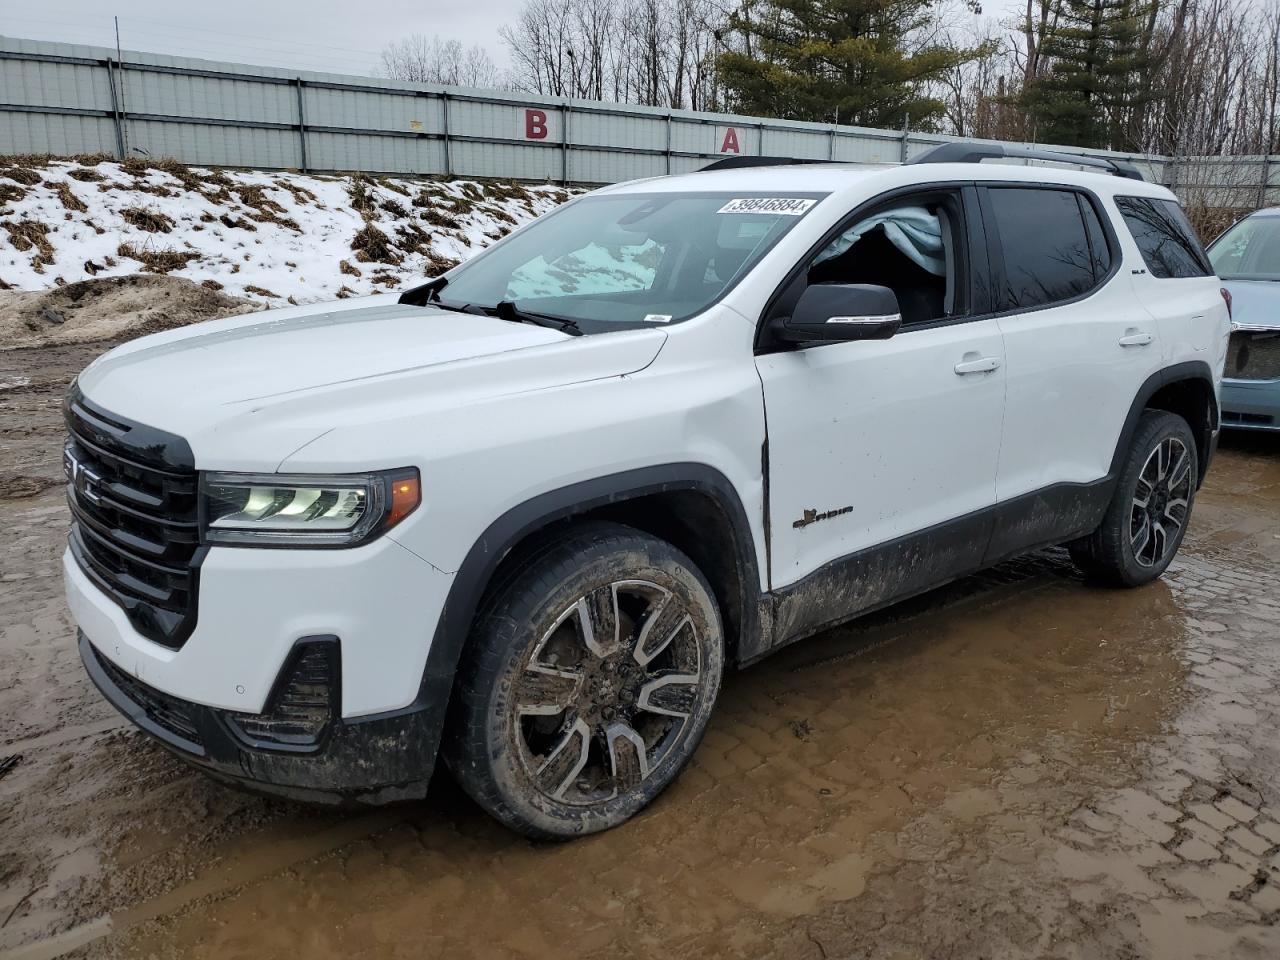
[719,127,741,154]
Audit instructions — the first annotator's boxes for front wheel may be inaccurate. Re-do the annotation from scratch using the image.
[444,522,724,840]
[1069,410,1198,586]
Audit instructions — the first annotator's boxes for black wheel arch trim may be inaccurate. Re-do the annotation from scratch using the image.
[387,463,766,750]
[1111,360,1219,488]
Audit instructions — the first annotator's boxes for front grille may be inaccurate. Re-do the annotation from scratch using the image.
[65,388,202,649]
[93,645,204,748]
[1227,329,1280,380]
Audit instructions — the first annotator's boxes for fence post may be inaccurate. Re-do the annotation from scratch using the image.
[294,78,308,173]
[757,121,765,156]
[441,92,452,177]
[899,118,910,163]
[665,112,672,175]
[562,101,571,185]
[1259,155,1271,210]
[105,58,125,160]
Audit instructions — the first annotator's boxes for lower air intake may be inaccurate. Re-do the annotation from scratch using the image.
[227,642,338,750]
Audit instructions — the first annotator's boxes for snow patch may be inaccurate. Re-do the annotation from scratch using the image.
[0,159,577,306]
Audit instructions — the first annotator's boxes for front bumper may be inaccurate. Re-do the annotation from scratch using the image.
[80,630,447,804]
[1221,377,1280,431]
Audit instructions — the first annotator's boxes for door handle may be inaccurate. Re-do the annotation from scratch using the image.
[1118,329,1154,347]
[954,355,1002,375]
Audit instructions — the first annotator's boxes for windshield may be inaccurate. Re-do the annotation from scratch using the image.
[436,191,826,329]
[1209,214,1280,281]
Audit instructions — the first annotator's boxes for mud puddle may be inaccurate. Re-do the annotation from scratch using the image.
[1,337,1278,959]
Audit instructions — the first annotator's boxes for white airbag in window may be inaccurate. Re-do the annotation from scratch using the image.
[815,206,946,277]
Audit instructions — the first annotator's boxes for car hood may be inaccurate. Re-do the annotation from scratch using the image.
[1221,279,1280,329]
[77,295,667,467]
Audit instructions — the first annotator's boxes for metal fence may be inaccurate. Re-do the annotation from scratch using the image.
[1,34,1276,209]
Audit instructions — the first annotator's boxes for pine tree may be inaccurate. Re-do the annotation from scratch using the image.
[1020,0,1159,150]
[715,0,989,129]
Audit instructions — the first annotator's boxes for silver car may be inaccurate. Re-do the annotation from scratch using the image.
[1209,207,1280,431]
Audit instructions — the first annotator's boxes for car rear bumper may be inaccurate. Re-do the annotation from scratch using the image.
[79,629,448,805]
[1221,377,1280,431]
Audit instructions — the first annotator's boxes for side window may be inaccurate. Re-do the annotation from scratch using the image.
[798,192,967,327]
[1114,196,1213,279]
[986,187,1096,311]
[1079,195,1112,281]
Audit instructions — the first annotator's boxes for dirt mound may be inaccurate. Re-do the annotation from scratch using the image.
[0,274,255,349]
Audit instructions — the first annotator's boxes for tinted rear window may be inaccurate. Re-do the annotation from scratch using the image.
[987,187,1096,310]
[1115,196,1212,279]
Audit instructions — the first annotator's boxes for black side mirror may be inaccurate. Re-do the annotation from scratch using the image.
[771,284,902,343]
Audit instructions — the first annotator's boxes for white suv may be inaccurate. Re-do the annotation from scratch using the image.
[64,144,1230,838]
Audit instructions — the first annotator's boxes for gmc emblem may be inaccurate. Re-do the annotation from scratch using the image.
[64,446,104,505]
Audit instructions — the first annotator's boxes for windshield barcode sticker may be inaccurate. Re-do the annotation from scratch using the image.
[717,198,816,216]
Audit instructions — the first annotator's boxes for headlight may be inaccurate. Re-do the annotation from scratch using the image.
[201,468,420,547]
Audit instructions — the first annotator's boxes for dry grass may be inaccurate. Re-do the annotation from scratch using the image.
[394,223,432,255]
[335,285,357,299]
[67,167,105,182]
[347,176,377,217]
[487,181,532,204]
[4,220,56,273]
[481,204,517,225]
[218,214,257,231]
[243,284,280,299]
[51,181,87,213]
[201,278,224,291]
[1,166,42,187]
[116,242,200,273]
[120,206,176,233]
[380,196,408,218]
[273,179,317,205]
[350,223,401,264]
[0,183,26,205]
[339,259,362,277]
[424,251,460,274]
[421,207,460,229]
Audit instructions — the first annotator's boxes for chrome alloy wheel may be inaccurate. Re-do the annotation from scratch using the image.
[513,579,703,806]
[1130,436,1192,568]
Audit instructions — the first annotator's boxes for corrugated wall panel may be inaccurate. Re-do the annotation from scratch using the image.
[305,131,443,175]
[305,86,441,134]
[125,119,300,168]
[0,111,116,156]
[124,71,295,124]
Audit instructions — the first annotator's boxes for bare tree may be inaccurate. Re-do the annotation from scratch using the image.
[380,34,501,88]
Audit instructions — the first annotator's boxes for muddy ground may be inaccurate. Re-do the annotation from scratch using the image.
[1,337,1279,960]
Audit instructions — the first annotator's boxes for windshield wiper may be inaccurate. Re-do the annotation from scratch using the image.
[492,301,583,336]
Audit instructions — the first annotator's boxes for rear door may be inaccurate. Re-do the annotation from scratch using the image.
[984,185,1164,519]
[1112,195,1230,381]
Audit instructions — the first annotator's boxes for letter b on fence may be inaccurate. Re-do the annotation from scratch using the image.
[524,108,549,140]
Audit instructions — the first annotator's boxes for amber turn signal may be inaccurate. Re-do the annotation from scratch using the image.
[386,470,422,529]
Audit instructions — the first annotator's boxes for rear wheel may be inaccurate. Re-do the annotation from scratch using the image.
[1069,410,1198,586]
[444,522,724,840]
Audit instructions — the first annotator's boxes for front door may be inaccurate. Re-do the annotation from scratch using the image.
[756,186,1006,604]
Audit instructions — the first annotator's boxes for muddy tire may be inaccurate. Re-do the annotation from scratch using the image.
[444,522,724,840]
[1068,410,1198,587]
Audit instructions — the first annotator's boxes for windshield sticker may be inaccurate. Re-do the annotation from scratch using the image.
[642,313,673,323]
[717,197,816,216]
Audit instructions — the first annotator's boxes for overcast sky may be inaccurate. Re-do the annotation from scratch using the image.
[3,0,1026,79]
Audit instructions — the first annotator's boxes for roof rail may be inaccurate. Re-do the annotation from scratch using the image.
[906,142,1145,181]
[699,156,837,172]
